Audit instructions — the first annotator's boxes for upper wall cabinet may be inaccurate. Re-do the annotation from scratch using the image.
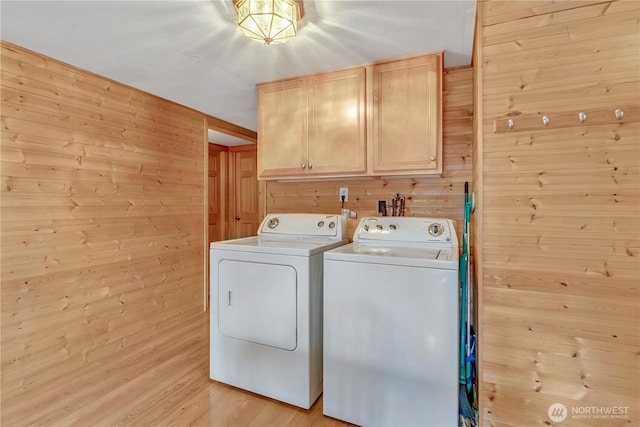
[370,52,443,175]
[258,67,366,179]
[257,51,442,180]
[257,78,308,178]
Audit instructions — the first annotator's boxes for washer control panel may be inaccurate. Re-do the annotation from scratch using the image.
[353,217,457,246]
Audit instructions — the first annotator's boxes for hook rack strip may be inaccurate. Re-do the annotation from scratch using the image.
[492,105,638,133]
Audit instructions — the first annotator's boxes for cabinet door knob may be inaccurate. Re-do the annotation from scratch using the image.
[301,163,306,169]
[308,163,313,169]
[235,216,241,220]
[430,155,436,161]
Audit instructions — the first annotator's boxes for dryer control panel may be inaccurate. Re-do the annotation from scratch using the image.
[258,213,348,240]
[353,217,458,247]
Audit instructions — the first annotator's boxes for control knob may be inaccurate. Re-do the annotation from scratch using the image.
[267,218,279,229]
[428,223,444,237]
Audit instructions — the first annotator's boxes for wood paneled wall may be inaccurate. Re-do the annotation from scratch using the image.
[476,1,640,425]
[0,42,207,425]
[471,3,485,408]
[265,66,474,239]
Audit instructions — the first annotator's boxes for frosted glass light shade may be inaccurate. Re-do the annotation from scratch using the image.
[235,0,301,44]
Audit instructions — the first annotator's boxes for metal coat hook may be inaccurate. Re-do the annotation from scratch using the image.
[494,105,635,134]
[578,112,587,123]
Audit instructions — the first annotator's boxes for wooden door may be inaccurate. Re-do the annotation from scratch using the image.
[308,67,367,176]
[257,78,308,179]
[229,146,260,238]
[371,52,442,175]
[208,144,227,242]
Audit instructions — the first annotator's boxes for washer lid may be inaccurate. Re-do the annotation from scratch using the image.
[323,243,459,269]
[211,236,348,256]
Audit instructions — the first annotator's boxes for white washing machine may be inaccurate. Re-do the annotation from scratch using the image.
[210,213,348,409]
[323,216,459,426]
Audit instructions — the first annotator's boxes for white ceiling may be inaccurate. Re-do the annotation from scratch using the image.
[1,0,476,144]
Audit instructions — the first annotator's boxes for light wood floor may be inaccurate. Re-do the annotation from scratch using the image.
[2,312,353,427]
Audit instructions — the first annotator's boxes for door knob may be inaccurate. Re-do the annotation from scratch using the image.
[235,216,241,220]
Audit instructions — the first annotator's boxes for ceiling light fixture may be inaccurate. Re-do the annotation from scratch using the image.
[234,0,303,45]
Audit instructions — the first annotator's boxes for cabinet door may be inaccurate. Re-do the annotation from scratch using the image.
[308,68,367,176]
[258,79,308,179]
[371,53,442,175]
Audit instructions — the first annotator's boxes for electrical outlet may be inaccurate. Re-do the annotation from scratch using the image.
[339,187,348,202]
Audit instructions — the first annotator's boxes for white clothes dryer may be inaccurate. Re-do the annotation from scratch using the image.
[210,213,348,409]
[323,216,459,426]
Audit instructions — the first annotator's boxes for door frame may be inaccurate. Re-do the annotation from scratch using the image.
[205,143,228,311]
[204,118,261,312]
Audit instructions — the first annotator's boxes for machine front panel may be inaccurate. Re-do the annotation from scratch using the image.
[218,260,297,351]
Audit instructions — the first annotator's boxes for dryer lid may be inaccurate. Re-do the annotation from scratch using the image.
[211,235,348,256]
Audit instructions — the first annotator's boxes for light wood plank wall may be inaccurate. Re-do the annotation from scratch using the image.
[471,2,485,414]
[0,42,208,425]
[265,66,474,239]
[475,1,640,425]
